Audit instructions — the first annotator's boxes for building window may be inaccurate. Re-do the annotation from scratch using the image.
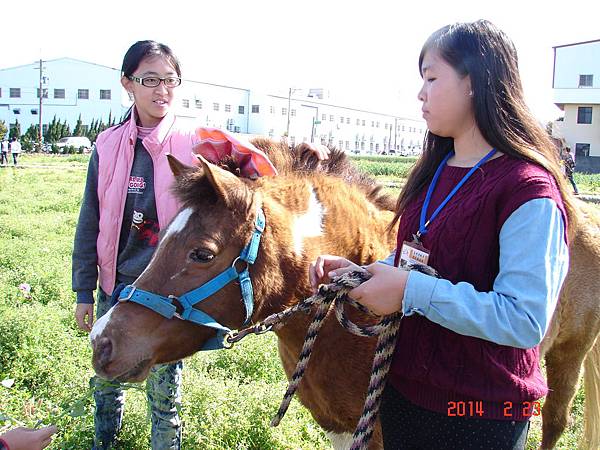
[12,109,20,114]
[78,89,89,99]
[182,99,190,108]
[36,88,48,98]
[213,102,220,111]
[42,124,48,134]
[31,109,38,115]
[579,74,593,87]
[225,104,231,112]
[345,141,349,150]
[252,105,260,113]
[282,108,288,115]
[346,117,350,125]
[575,143,590,158]
[100,89,111,100]
[371,121,375,127]
[238,105,244,114]
[376,121,380,128]
[195,99,202,109]
[54,89,65,99]
[356,118,360,125]
[339,140,343,149]
[577,107,593,124]
[291,109,296,117]
[340,116,344,123]
[0,88,2,97]
[10,88,21,98]
[322,114,327,121]
[384,123,388,130]
[362,119,365,126]
[329,115,334,122]
[270,105,275,114]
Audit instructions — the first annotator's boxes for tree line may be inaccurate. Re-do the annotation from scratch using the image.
[0,113,118,151]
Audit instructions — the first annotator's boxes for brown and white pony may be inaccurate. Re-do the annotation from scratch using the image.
[90,140,600,450]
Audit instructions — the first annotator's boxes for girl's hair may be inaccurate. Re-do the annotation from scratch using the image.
[119,40,182,125]
[390,20,577,235]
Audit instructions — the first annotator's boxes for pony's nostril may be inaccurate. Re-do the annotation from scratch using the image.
[96,337,113,367]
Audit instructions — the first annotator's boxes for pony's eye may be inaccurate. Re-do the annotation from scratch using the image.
[189,249,215,263]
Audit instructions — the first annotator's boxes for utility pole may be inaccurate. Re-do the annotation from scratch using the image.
[37,59,45,149]
[286,88,292,138]
[286,88,301,138]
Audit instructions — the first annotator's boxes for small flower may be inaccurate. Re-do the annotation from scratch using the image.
[19,283,32,299]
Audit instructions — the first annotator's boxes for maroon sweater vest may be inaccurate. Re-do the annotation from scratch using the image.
[389,154,567,421]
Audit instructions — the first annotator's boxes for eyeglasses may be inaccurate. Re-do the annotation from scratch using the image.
[128,75,182,88]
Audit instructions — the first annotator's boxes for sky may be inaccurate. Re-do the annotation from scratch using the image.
[3,0,598,122]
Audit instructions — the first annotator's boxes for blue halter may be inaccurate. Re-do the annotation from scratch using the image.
[118,208,266,351]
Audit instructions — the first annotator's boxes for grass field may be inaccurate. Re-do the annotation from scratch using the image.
[0,154,593,449]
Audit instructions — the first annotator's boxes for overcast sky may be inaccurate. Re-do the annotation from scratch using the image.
[3,0,597,121]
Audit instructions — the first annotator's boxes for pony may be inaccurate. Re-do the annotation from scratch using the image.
[90,140,600,449]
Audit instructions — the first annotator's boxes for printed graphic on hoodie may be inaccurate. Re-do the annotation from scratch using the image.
[131,210,159,247]
[128,175,147,194]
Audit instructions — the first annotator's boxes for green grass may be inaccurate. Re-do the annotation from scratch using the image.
[0,164,327,449]
[0,155,592,449]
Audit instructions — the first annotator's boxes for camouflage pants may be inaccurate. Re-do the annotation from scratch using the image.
[92,288,183,450]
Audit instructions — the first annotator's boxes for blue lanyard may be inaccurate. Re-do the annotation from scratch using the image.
[417,148,497,239]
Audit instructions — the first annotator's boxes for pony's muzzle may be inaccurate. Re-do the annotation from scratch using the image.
[94,336,113,370]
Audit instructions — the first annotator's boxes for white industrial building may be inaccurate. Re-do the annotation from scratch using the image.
[552,38,600,172]
[0,57,425,154]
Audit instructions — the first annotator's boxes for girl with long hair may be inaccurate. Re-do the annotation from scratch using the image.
[310,20,575,449]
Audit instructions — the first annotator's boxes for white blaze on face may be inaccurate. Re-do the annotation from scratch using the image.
[292,186,325,255]
[90,305,115,343]
[162,207,194,242]
[326,432,353,450]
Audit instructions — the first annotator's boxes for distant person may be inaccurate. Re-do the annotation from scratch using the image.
[0,425,57,450]
[0,139,8,165]
[562,147,579,195]
[10,138,21,166]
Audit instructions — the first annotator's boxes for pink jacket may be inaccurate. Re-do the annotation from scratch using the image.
[96,110,198,294]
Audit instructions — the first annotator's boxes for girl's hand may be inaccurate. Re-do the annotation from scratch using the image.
[75,303,94,332]
[304,143,330,161]
[1,425,58,450]
[309,255,363,293]
[346,262,409,316]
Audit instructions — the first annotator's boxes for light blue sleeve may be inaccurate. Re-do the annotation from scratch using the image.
[401,198,569,349]
[379,251,397,266]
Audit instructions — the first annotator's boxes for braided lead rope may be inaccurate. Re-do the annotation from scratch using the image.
[226,264,437,450]
[269,275,361,426]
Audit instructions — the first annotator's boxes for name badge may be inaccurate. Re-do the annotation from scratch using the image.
[400,240,430,267]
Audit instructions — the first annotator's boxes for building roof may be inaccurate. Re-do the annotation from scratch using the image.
[553,38,600,49]
[0,57,121,72]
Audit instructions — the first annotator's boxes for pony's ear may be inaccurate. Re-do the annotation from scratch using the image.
[194,154,250,209]
[167,154,195,177]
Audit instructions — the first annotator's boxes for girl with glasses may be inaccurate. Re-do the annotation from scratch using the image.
[73,39,328,449]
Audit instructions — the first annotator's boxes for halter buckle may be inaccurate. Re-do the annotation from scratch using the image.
[119,286,137,303]
[231,257,250,275]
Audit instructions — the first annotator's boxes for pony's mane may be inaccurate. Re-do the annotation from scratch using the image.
[250,138,395,211]
[172,138,395,212]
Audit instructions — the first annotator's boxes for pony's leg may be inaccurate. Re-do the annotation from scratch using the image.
[541,332,599,449]
[582,337,600,450]
[542,338,585,449]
